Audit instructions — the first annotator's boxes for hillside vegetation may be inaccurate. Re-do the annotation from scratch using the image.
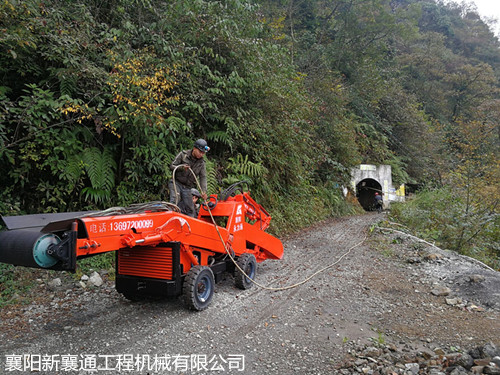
[0,0,498,265]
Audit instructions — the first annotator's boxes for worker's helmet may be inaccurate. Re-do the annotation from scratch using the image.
[194,139,210,153]
[191,188,202,198]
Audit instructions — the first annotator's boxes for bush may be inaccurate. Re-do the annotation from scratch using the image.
[389,187,499,269]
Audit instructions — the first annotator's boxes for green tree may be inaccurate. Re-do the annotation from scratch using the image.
[445,118,499,253]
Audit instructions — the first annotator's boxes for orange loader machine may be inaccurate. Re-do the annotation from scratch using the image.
[0,183,283,310]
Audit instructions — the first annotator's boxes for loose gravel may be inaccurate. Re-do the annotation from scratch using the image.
[0,213,499,374]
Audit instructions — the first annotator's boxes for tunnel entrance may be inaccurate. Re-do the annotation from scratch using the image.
[356,178,382,211]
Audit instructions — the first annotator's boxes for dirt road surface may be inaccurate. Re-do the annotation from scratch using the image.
[0,213,499,374]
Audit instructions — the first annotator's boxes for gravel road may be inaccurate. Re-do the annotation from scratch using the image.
[1,213,499,374]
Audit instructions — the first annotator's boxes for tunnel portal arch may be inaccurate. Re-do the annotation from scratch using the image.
[356,178,382,211]
[351,164,399,211]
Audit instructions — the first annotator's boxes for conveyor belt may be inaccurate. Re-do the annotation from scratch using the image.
[0,229,60,268]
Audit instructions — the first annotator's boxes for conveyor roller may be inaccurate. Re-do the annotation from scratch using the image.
[0,230,60,269]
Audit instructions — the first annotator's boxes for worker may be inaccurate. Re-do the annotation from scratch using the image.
[169,139,209,217]
[374,192,383,213]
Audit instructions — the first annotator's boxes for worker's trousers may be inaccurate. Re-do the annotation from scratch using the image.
[168,180,196,217]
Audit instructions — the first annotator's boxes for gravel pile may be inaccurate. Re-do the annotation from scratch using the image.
[336,341,500,375]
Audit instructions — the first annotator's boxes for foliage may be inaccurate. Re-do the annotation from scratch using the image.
[224,154,268,185]
[204,159,219,196]
[0,0,499,275]
[443,118,499,255]
[390,188,499,269]
[81,147,117,204]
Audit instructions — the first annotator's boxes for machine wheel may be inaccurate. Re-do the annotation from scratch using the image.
[183,265,215,311]
[235,253,257,290]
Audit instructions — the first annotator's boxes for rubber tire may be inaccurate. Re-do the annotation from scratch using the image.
[235,253,257,290]
[183,265,215,311]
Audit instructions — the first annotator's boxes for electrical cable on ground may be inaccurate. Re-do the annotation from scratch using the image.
[179,166,368,291]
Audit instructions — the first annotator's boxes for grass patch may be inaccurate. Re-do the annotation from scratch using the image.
[0,265,63,307]
[73,252,115,281]
[369,236,396,258]
[0,264,32,307]
[0,252,116,307]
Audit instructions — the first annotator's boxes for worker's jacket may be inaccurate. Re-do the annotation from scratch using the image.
[170,149,207,192]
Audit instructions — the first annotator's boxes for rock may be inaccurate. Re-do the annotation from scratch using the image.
[382,367,398,375]
[447,352,474,370]
[457,353,475,370]
[431,285,451,296]
[483,343,500,358]
[435,348,446,356]
[467,304,485,312]
[471,366,485,374]
[79,281,86,288]
[88,272,103,287]
[474,359,493,366]
[407,257,421,264]
[449,366,469,375]
[492,357,500,367]
[363,346,381,358]
[469,347,482,359]
[420,350,434,360]
[484,365,500,375]
[404,363,419,375]
[81,274,89,281]
[429,370,446,375]
[386,344,398,352]
[333,341,498,375]
[354,358,367,366]
[426,253,444,261]
[446,297,461,306]
[469,274,485,283]
[48,278,62,288]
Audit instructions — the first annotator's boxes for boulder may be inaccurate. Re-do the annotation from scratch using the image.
[447,352,474,370]
[47,278,62,289]
[483,343,500,358]
[484,365,500,375]
[88,271,103,287]
[431,285,451,296]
